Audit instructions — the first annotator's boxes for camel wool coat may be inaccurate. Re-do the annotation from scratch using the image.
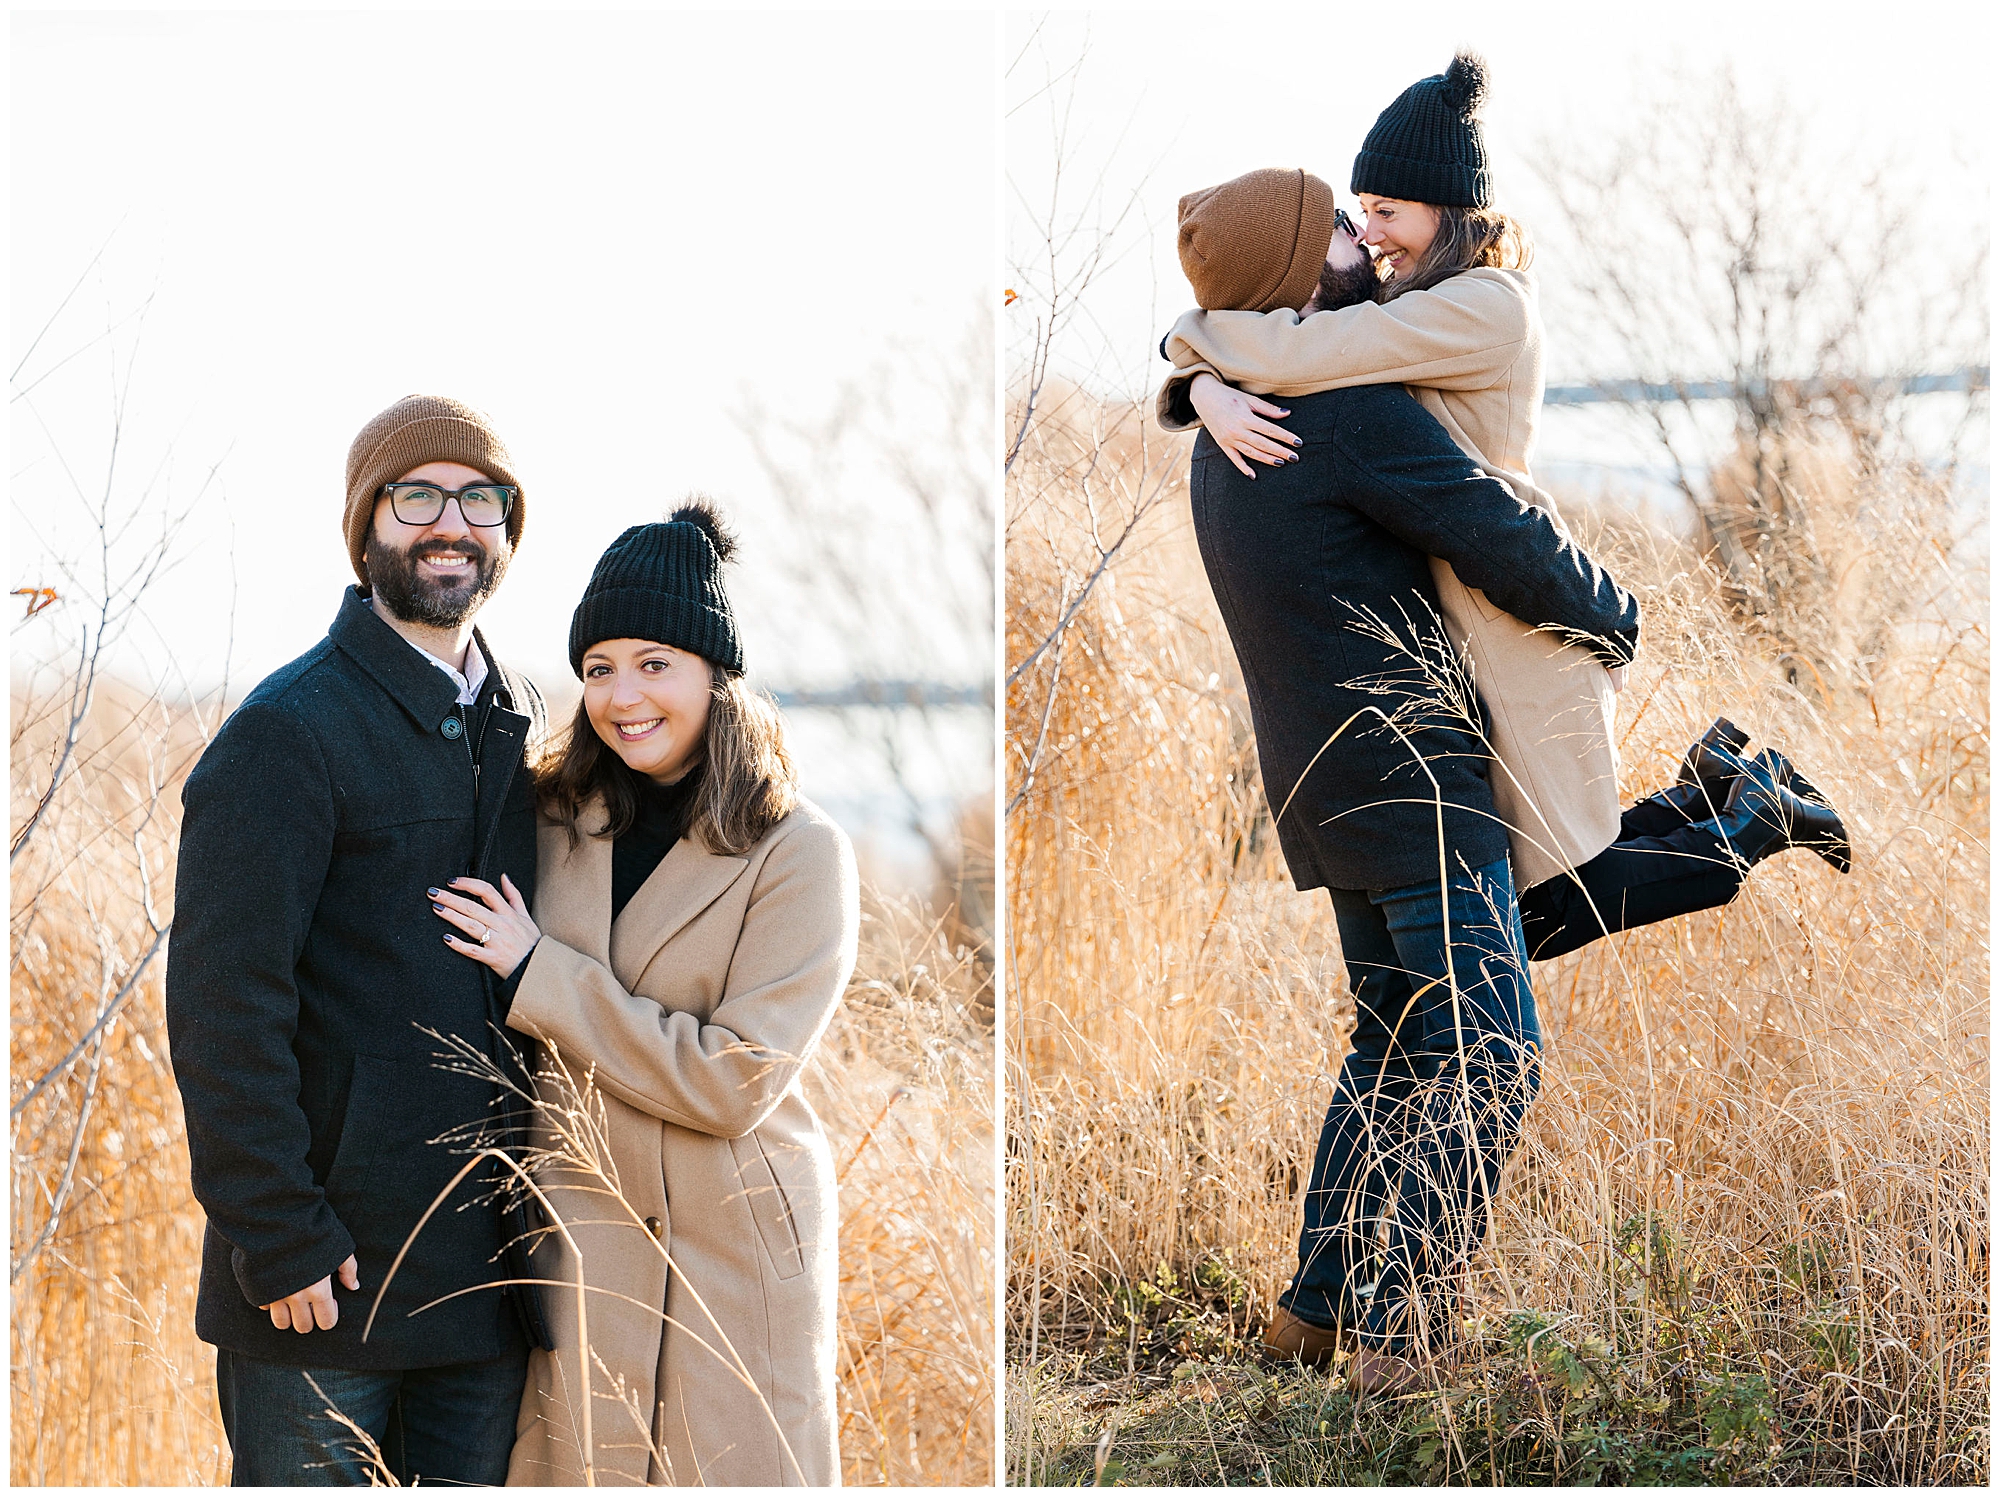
[1160,267,1624,887]
[502,795,859,1487]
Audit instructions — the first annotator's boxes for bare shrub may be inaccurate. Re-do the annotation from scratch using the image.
[11,414,232,1480]
[1525,64,1989,676]
[737,311,997,905]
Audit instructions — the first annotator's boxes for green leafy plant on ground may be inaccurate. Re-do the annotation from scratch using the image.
[1011,1265,1982,1487]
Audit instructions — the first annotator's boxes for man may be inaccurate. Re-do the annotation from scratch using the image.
[167,394,546,1484]
[1157,169,1641,1392]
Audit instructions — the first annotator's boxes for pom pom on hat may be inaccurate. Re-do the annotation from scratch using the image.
[668,497,738,564]
[1439,51,1488,116]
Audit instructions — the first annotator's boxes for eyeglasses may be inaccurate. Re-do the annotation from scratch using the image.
[378,481,517,528]
[1334,207,1361,242]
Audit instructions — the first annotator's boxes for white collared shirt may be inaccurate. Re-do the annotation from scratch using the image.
[411,635,489,706]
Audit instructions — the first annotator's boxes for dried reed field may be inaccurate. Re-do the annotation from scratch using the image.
[1004,394,1988,1484]
[10,677,994,1487]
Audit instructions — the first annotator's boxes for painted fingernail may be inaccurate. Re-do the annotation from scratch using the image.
[444,935,456,944]
[433,904,445,914]
[427,887,440,897]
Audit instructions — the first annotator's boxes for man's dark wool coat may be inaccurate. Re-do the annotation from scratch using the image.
[1190,383,1639,894]
[167,587,544,1370]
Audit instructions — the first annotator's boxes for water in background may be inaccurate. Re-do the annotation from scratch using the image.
[1536,392,1989,602]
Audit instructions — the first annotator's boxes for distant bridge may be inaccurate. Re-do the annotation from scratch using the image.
[1543,366,1989,407]
[769,679,992,710]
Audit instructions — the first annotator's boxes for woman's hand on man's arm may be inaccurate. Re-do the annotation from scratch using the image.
[433,874,540,980]
[1188,374,1300,477]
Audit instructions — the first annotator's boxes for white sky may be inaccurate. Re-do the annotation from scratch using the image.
[11,6,1991,712]
[12,9,998,698]
[1005,5,1992,471]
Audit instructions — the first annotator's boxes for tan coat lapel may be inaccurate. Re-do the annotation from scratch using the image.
[534,810,613,968]
[609,834,748,993]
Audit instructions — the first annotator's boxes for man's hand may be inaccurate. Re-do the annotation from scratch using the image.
[1188,373,1299,477]
[265,1255,359,1333]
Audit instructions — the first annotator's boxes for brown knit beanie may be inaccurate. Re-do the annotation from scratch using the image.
[1177,168,1338,313]
[342,394,524,586]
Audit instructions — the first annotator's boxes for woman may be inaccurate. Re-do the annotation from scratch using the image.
[1158,57,1849,1392]
[1160,53,1850,961]
[433,503,858,1485]
[1164,51,1622,897]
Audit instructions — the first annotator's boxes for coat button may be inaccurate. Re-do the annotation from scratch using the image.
[441,716,463,739]
[644,1216,664,1241]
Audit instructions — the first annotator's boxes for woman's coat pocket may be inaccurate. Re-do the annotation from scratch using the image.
[728,1131,807,1280]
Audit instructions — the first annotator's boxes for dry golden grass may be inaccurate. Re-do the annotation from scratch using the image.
[815,895,996,1485]
[9,683,994,1487]
[1004,398,1987,1484]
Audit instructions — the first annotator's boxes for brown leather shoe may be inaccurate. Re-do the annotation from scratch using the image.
[1348,1344,1460,1395]
[1259,1307,1347,1368]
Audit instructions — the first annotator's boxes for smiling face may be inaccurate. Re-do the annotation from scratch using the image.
[1303,218,1379,312]
[1357,193,1442,280]
[365,460,510,627]
[582,638,714,785]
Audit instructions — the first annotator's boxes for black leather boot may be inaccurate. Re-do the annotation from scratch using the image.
[1717,748,1853,874]
[1617,778,1732,839]
[1676,717,1751,796]
[1785,759,1840,815]
[1681,718,1844,829]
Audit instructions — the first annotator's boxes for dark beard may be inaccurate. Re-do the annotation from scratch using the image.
[364,532,508,628]
[1312,255,1382,313]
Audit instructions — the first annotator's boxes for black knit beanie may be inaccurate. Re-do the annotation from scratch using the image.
[568,500,745,677]
[1351,51,1492,208]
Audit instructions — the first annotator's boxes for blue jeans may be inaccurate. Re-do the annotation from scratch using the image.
[215,1346,526,1486]
[1279,856,1541,1354]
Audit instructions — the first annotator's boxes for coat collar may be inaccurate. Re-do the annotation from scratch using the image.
[328,585,511,735]
[611,833,750,988]
[539,793,750,991]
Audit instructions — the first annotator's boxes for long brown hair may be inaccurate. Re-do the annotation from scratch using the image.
[1377,201,1533,301]
[536,666,799,856]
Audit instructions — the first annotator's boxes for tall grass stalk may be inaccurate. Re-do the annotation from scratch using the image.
[10,683,994,1486]
[1005,399,1987,1484]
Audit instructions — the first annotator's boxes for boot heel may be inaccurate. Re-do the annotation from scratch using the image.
[1726,748,1854,874]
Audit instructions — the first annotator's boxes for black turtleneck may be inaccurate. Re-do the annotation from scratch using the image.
[611,772,699,923]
